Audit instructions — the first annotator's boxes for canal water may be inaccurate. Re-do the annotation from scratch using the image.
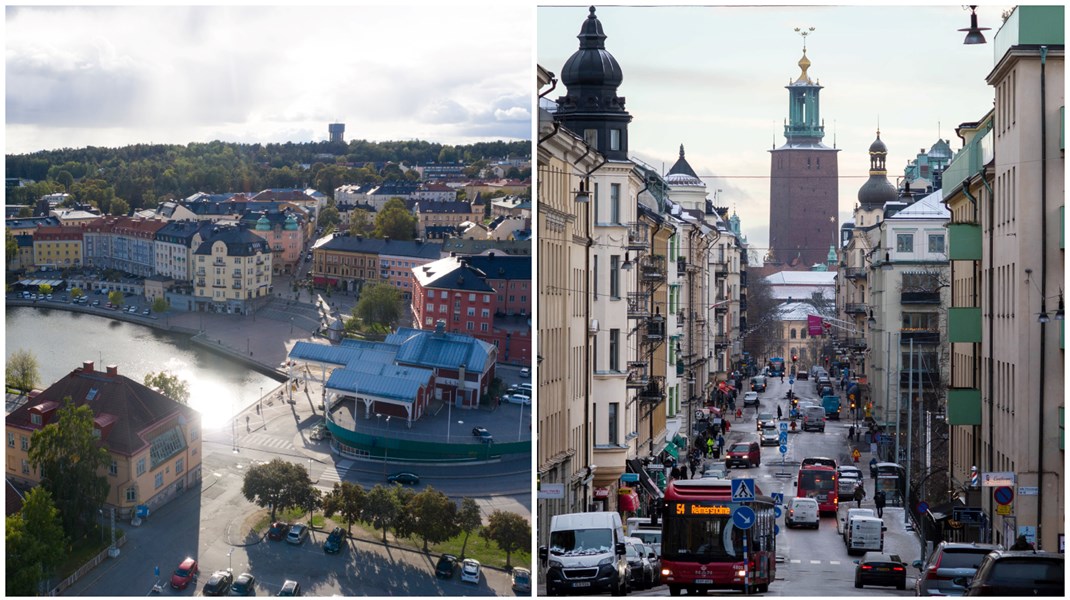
[5,306,279,430]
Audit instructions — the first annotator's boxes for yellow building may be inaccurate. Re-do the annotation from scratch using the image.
[31,225,84,270]
[192,225,273,314]
[5,361,202,518]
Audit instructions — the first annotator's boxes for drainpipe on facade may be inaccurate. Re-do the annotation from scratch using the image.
[1036,45,1048,549]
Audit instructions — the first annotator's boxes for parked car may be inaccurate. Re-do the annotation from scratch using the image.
[323,526,345,554]
[310,422,329,441]
[268,521,290,541]
[725,441,761,468]
[702,461,729,479]
[962,549,1063,596]
[913,541,1003,596]
[170,557,199,590]
[286,523,309,545]
[625,541,652,590]
[472,426,491,439]
[228,573,256,596]
[855,552,907,590]
[387,471,420,485]
[519,367,530,378]
[435,553,457,579]
[785,496,820,528]
[511,567,532,593]
[277,580,302,596]
[642,543,661,586]
[460,558,482,584]
[760,423,779,446]
[504,393,531,405]
[202,570,234,596]
[143,308,151,316]
[743,391,760,406]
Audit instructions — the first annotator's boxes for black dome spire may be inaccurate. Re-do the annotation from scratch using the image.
[858,130,896,209]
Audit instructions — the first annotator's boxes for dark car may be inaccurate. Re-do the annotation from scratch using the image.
[323,526,345,554]
[171,557,199,590]
[472,426,491,440]
[726,441,761,468]
[963,550,1063,596]
[277,580,302,596]
[229,572,256,596]
[625,541,651,590]
[855,552,907,590]
[387,471,420,485]
[268,521,290,541]
[202,570,234,596]
[913,541,1002,596]
[435,553,458,579]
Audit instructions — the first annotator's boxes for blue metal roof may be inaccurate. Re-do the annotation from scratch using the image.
[387,327,494,372]
[325,368,427,403]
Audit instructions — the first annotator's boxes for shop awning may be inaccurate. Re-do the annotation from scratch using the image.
[626,459,664,500]
[664,443,679,460]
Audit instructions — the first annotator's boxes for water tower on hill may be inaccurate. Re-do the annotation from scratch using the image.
[329,123,345,143]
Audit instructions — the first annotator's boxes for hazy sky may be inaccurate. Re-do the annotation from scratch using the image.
[538,4,1016,257]
[5,4,533,155]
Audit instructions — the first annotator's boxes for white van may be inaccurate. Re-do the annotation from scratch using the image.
[540,512,630,595]
[841,507,876,541]
[785,497,820,529]
[846,516,885,556]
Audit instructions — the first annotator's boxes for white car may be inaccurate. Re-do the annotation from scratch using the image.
[460,558,481,584]
[504,393,531,406]
[743,391,760,406]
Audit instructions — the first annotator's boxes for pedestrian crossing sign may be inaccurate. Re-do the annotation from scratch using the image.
[731,478,756,502]
[771,492,784,506]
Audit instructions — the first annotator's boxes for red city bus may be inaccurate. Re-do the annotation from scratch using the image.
[660,478,777,595]
[796,464,839,516]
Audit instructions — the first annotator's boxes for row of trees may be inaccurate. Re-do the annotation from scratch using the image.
[6,139,530,213]
[242,459,529,566]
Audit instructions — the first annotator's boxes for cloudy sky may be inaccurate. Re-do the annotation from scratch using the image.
[6,4,533,155]
[539,4,1016,258]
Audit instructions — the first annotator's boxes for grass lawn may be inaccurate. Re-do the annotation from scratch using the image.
[56,527,126,580]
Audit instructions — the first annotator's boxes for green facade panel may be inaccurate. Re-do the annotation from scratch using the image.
[948,307,982,343]
[947,388,982,425]
[948,223,982,261]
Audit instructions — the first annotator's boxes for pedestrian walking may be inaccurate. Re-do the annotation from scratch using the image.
[777,405,783,420]
[869,457,879,479]
[853,482,866,508]
[723,419,731,433]
[874,490,886,518]
[245,414,250,431]
[717,434,725,455]
[1010,535,1033,550]
[848,424,856,441]
[706,437,715,458]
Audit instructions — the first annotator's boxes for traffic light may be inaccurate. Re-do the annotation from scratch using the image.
[791,353,798,363]
[849,393,856,410]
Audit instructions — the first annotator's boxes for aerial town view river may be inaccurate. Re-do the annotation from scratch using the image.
[6,305,279,429]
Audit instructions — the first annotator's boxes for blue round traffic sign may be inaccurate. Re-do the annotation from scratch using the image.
[774,523,780,536]
[732,505,756,530]
[774,506,782,518]
[779,444,788,454]
[993,486,1014,505]
[916,501,929,515]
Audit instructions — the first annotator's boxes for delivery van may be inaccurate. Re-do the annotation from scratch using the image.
[540,512,630,595]
[785,496,820,529]
[846,516,885,556]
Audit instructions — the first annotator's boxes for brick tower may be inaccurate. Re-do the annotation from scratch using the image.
[767,31,839,270]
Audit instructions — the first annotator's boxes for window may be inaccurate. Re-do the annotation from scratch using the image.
[610,184,621,223]
[800,328,807,339]
[137,457,146,476]
[467,322,474,331]
[896,233,914,253]
[22,459,30,475]
[483,294,490,303]
[790,329,797,339]
[467,307,475,316]
[30,413,41,426]
[481,308,489,318]
[609,129,621,151]
[468,293,475,302]
[608,402,619,445]
[584,128,598,149]
[610,255,620,298]
[609,329,620,371]
[902,312,939,330]
[6,432,13,448]
[176,458,184,474]
[426,317,433,325]
[126,487,137,502]
[480,323,488,332]
[928,233,945,254]
[593,255,599,299]
[439,304,447,313]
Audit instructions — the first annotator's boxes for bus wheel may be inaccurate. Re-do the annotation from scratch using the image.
[759,583,769,593]
[668,585,681,596]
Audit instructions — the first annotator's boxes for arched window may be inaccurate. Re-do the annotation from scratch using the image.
[790,329,797,339]
[801,328,807,339]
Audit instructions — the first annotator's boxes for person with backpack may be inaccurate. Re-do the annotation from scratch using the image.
[874,490,886,517]
[853,482,866,508]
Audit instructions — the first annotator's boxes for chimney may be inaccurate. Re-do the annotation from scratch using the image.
[106,365,118,376]
[82,360,94,373]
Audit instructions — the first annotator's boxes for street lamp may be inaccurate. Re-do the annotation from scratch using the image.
[447,398,453,443]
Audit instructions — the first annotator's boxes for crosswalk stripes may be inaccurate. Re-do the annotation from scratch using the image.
[787,559,843,565]
[243,433,295,451]
[318,459,354,484]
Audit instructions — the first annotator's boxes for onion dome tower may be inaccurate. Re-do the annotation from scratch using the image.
[554,6,632,161]
[768,28,839,270]
[255,212,271,231]
[858,130,897,210]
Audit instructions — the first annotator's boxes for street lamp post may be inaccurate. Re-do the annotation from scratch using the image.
[447,399,452,443]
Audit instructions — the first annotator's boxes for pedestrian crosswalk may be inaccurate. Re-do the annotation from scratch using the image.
[317,459,354,485]
[788,559,843,565]
[243,433,296,452]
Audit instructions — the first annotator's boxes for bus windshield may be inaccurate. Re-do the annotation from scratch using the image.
[548,528,614,557]
[799,471,836,492]
[662,514,744,561]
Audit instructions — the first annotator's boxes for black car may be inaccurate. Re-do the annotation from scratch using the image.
[229,573,256,596]
[323,526,346,554]
[472,426,491,440]
[854,552,907,590]
[963,550,1063,596]
[913,541,1002,596]
[435,553,458,579]
[387,471,420,485]
[268,521,290,541]
[202,570,234,596]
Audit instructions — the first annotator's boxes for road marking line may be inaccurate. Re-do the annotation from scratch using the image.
[810,560,821,564]
[790,559,801,564]
[829,560,840,565]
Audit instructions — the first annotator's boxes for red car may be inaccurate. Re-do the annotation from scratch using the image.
[170,557,198,589]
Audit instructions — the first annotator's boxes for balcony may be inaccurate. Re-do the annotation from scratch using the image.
[214,259,225,266]
[642,315,666,343]
[714,334,730,349]
[740,271,747,287]
[714,297,729,314]
[231,283,242,290]
[899,369,940,387]
[901,291,941,304]
[638,376,666,404]
[626,361,649,388]
[900,330,940,345]
[233,270,242,279]
[845,303,868,315]
[845,267,867,280]
[712,262,729,278]
[626,222,650,250]
[739,298,747,312]
[640,255,666,283]
[195,269,205,277]
[847,337,867,349]
[627,292,651,319]
[195,279,205,287]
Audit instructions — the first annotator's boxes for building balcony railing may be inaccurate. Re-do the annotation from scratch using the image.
[196,279,205,287]
[739,298,747,312]
[638,376,666,404]
[676,257,687,276]
[642,315,666,344]
[900,330,940,345]
[845,303,868,315]
[901,291,941,304]
[233,271,242,278]
[626,361,649,389]
[713,262,729,278]
[214,259,225,266]
[847,337,867,349]
[845,267,867,280]
[627,292,651,319]
[714,298,729,313]
[195,269,205,276]
[640,255,666,283]
[231,283,242,290]
[626,222,650,250]
[899,369,940,387]
[714,334,730,349]
[740,271,748,287]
